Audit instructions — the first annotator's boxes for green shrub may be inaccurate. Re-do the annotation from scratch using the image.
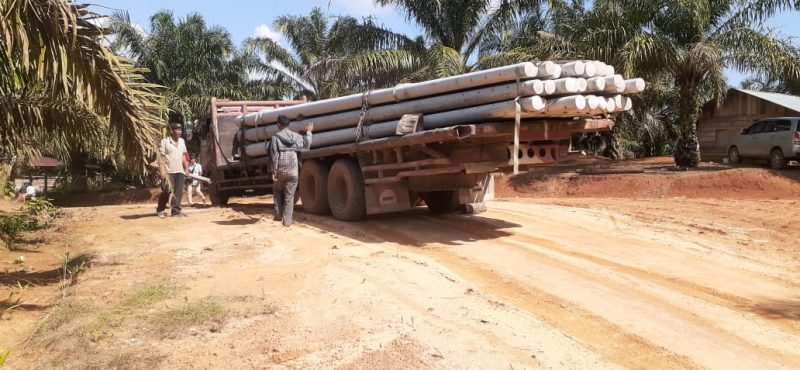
[1,198,59,250]
[24,198,57,216]
[2,181,15,200]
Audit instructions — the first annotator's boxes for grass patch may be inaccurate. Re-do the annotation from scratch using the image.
[31,301,94,340]
[116,283,172,312]
[104,351,168,369]
[96,283,174,332]
[207,294,278,317]
[152,299,227,333]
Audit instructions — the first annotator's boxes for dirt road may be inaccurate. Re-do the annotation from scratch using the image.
[3,193,798,369]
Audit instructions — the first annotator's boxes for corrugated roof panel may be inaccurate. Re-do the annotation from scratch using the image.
[735,89,800,114]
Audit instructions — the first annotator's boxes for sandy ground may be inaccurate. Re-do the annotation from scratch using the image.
[2,159,800,369]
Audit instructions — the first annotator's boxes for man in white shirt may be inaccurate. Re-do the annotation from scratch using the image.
[16,181,35,202]
[25,183,36,200]
[157,123,189,218]
[187,157,206,206]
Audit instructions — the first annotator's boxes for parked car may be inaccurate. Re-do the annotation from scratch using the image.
[728,117,800,169]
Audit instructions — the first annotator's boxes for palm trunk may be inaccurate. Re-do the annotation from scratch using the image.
[69,149,88,192]
[673,85,702,168]
[602,130,622,159]
[0,157,15,189]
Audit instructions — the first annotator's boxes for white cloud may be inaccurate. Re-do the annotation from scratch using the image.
[253,24,282,42]
[131,23,146,37]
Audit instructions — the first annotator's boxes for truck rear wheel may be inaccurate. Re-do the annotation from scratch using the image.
[327,159,366,221]
[423,191,460,213]
[210,192,229,206]
[299,160,330,214]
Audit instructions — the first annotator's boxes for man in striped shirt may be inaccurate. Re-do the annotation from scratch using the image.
[269,115,313,227]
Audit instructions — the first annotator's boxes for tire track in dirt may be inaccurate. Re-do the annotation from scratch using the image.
[486,206,800,332]
[407,214,800,368]
[353,218,700,370]
[332,259,542,367]
[492,208,800,298]
[494,203,800,318]
[490,232,800,363]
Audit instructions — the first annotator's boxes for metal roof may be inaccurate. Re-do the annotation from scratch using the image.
[735,89,800,114]
[28,157,62,168]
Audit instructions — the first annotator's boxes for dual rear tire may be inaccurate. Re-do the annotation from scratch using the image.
[299,159,464,220]
[300,158,366,221]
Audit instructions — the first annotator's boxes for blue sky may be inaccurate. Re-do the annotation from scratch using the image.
[93,0,800,86]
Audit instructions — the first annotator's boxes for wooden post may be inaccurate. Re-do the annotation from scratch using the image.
[513,97,521,175]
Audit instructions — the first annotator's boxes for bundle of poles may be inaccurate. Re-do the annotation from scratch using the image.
[237,60,645,158]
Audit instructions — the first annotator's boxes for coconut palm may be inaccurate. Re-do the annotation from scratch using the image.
[109,10,289,122]
[245,7,421,100]
[0,0,165,176]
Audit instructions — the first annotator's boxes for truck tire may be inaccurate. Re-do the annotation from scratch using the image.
[327,159,366,221]
[299,160,330,214]
[210,192,229,206]
[423,191,460,213]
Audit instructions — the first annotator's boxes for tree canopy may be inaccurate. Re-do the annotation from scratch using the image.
[1,0,165,170]
[109,10,290,122]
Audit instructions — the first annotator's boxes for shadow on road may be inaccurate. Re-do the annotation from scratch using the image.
[0,253,95,287]
[119,213,154,220]
[212,218,260,226]
[746,298,800,321]
[224,199,521,247]
[302,209,520,247]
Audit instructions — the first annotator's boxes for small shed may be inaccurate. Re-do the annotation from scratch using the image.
[698,88,800,159]
[14,156,63,194]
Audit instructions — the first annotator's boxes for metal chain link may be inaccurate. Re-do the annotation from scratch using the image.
[355,91,371,142]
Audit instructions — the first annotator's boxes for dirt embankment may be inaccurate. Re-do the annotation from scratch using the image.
[497,156,800,199]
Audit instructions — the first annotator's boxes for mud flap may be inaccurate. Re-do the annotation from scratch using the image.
[365,181,412,215]
[463,202,487,214]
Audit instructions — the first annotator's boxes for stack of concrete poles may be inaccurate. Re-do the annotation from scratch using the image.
[238,60,645,157]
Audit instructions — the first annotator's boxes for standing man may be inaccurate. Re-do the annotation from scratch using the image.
[187,156,206,207]
[269,115,313,227]
[157,123,189,218]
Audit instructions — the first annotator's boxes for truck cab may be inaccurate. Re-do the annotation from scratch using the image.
[198,98,305,205]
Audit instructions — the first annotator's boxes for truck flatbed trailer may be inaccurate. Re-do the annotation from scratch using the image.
[199,98,613,220]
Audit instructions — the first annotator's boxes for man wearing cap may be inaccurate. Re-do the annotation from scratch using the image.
[269,115,313,227]
[157,123,189,218]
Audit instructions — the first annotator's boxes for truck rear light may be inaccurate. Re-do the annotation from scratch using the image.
[795,131,800,144]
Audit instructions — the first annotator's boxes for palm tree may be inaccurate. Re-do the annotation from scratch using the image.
[109,10,288,123]
[245,7,421,100]
[0,0,165,181]
[741,74,800,94]
[484,0,800,166]
[584,0,800,167]
[374,0,544,78]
